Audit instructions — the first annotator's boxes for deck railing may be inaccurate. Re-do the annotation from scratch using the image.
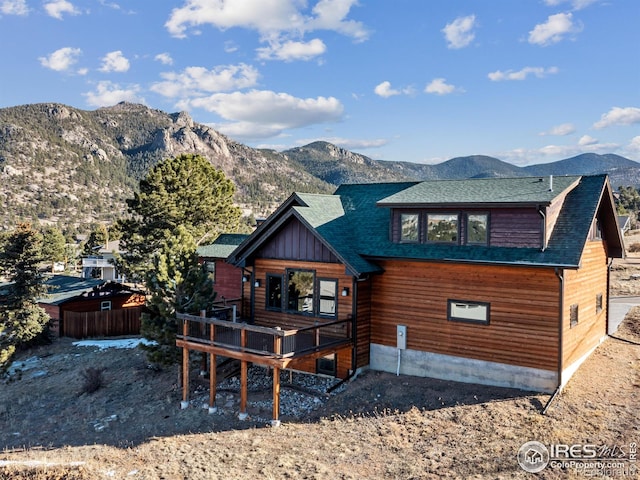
[176,312,352,358]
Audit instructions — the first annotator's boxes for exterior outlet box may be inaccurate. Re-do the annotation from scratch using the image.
[397,325,407,350]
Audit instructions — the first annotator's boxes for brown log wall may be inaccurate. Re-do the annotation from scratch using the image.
[370,260,561,371]
[62,307,143,338]
[562,240,608,369]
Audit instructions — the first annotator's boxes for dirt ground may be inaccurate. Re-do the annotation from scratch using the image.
[1,235,640,479]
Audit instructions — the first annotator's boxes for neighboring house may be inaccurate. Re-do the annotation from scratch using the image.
[197,234,249,302]
[39,275,145,338]
[177,174,623,422]
[82,240,125,282]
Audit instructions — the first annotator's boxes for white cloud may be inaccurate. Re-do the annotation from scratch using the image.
[99,51,130,73]
[374,81,400,98]
[39,47,82,71]
[1,0,29,15]
[373,81,414,98]
[44,0,80,19]
[543,0,597,10]
[165,0,369,61]
[578,135,598,146]
[627,136,640,158]
[187,89,344,139]
[528,12,581,46]
[83,81,144,107]
[256,38,326,61]
[540,123,576,136]
[424,78,458,95]
[442,14,476,49]
[151,64,259,98]
[593,107,640,129]
[488,66,559,81]
[155,53,174,65]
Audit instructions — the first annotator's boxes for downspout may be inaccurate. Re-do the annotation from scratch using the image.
[538,207,547,252]
[606,258,613,336]
[544,267,564,414]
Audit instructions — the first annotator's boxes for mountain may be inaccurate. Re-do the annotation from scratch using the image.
[1,102,638,235]
[0,102,331,232]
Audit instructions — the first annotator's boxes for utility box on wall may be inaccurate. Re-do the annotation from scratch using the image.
[397,325,407,350]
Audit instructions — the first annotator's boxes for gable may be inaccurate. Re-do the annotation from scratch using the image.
[257,217,340,263]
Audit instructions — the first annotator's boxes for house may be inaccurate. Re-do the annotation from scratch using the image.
[197,233,249,302]
[39,275,146,338]
[82,240,125,282]
[176,174,623,423]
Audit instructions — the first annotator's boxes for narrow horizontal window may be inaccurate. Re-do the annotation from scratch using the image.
[447,299,489,325]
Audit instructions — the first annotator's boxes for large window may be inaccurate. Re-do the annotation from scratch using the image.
[287,270,315,313]
[266,274,282,310]
[448,299,490,325]
[467,214,488,245]
[400,213,419,242]
[427,214,458,243]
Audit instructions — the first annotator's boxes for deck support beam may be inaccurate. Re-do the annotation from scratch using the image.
[272,366,281,427]
[180,318,190,409]
[239,360,248,420]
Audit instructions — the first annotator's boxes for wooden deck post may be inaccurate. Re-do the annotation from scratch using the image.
[180,317,189,409]
[238,327,249,420]
[209,318,217,413]
[272,366,281,427]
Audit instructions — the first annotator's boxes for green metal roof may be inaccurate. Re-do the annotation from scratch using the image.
[39,275,105,305]
[377,175,581,206]
[197,233,249,259]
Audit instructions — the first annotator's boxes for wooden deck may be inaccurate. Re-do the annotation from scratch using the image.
[175,311,353,424]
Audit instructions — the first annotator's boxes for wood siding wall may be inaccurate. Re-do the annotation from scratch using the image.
[212,260,243,301]
[370,260,561,371]
[355,277,372,369]
[250,258,355,377]
[390,207,542,248]
[258,218,340,263]
[562,240,608,370]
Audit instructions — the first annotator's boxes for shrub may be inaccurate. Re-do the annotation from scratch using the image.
[628,243,640,253]
[80,367,105,394]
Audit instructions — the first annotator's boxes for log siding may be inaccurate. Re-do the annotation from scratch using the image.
[370,260,560,371]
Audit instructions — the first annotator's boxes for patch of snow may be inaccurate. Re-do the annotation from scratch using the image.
[72,338,156,350]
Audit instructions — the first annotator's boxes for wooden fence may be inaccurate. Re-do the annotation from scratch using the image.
[62,307,143,338]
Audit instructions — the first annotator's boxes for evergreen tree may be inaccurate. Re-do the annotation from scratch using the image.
[118,153,241,282]
[118,154,241,365]
[140,226,216,365]
[0,223,50,370]
[42,226,66,272]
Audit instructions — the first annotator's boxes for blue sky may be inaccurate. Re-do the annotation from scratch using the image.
[0,0,638,166]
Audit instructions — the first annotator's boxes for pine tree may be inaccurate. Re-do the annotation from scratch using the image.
[118,154,241,365]
[42,226,66,272]
[0,223,50,370]
[140,226,216,365]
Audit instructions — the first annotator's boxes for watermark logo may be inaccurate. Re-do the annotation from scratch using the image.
[517,441,637,476]
[518,441,550,473]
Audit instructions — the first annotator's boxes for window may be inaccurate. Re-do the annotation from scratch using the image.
[204,261,216,282]
[266,274,282,310]
[448,299,489,325]
[318,279,337,317]
[287,270,315,314]
[427,214,458,243]
[400,213,419,242]
[596,293,603,314]
[467,214,488,245]
[317,353,336,376]
[570,303,579,328]
[101,301,112,311]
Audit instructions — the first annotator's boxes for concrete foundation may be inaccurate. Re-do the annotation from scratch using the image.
[370,344,558,393]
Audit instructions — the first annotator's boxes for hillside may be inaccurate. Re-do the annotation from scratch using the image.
[1,102,639,236]
[0,103,331,231]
